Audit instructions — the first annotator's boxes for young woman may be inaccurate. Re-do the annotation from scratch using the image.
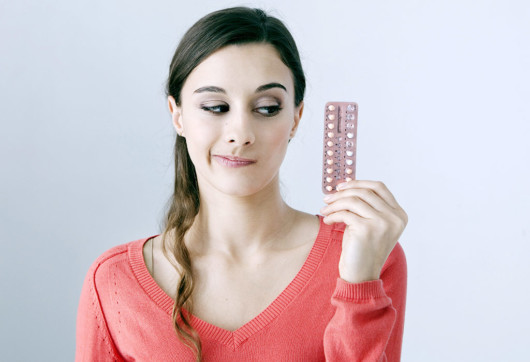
[76,6,408,362]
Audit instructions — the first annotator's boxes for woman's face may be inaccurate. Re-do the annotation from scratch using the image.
[169,43,304,197]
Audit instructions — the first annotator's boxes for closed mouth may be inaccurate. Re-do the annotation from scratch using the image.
[212,155,257,167]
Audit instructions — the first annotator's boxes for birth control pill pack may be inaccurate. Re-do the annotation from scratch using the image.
[322,102,358,194]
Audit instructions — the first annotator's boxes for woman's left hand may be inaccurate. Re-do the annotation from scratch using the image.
[320,180,408,283]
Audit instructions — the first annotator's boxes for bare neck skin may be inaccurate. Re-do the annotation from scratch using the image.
[182,173,298,261]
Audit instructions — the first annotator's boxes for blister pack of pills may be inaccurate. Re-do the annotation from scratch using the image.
[322,102,358,194]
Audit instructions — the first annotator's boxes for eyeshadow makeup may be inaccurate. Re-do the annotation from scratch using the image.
[322,102,358,194]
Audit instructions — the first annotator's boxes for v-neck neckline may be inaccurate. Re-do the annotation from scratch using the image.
[128,214,335,349]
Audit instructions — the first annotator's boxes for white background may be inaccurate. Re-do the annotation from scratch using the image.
[1,0,529,360]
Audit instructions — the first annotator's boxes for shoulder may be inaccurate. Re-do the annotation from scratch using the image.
[92,242,129,267]
[86,242,129,278]
[82,236,153,291]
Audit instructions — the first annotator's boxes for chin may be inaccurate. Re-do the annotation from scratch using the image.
[194,160,281,198]
[204,173,278,198]
[217,181,266,197]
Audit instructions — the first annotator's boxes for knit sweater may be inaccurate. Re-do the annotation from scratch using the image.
[76,215,407,361]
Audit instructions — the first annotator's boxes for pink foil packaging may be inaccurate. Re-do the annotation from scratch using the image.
[322,102,358,194]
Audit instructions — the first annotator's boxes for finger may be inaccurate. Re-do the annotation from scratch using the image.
[336,180,400,209]
[321,196,379,219]
[323,188,392,214]
[322,209,367,226]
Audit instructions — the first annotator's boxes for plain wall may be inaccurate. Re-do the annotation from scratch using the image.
[1,0,529,360]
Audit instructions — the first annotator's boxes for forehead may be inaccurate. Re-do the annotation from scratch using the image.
[182,43,294,95]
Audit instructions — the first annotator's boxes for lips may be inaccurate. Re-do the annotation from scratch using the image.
[212,155,257,168]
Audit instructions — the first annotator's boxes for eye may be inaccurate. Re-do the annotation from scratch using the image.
[201,104,229,114]
[255,105,283,117]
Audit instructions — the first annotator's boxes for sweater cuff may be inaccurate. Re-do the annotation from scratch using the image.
[332,278,387,301]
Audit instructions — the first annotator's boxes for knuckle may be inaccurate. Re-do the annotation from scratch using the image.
[376,180,387,190]
[392,213,407,229]
[402,210,409,226]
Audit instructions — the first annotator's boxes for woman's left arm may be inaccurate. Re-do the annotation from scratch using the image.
[321,180,408,361]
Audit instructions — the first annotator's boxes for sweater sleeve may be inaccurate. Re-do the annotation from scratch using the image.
[75,260,123,362]
[323,242,407,362]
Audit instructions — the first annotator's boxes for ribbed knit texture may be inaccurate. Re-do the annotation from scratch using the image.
[76,215,407,361]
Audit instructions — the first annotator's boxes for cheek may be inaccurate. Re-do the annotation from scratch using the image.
[184,127,218,163]
[275,122,293,142]
[263,124,291,155]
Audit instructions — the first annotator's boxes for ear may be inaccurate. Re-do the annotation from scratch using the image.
[168,96,184,136]
[290,101,304,139]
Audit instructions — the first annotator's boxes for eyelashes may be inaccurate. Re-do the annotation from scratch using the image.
[255,105,283,116]
[200,104,283,117]
[201,104,229,113]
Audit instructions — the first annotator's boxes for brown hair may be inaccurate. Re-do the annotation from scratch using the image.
[162,6,306,360]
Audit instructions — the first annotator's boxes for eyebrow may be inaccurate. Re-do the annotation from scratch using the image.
[193,82,287,94]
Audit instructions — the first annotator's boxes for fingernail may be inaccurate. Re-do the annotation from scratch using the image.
[323,194,332,202]
[336,183,346,190]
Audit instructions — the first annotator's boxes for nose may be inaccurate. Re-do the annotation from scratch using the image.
[224,109,255,146]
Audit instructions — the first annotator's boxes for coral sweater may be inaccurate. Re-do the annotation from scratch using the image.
[76,216,407,361]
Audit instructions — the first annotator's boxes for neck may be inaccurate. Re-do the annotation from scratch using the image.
[185,176,297,259]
